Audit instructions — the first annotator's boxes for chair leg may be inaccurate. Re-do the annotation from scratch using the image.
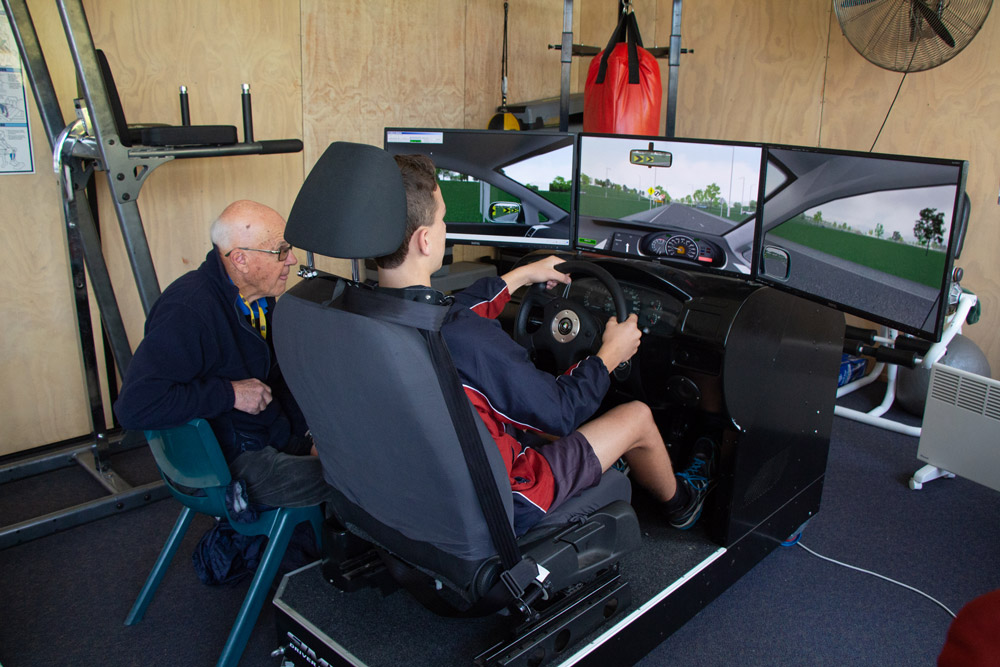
[124,506,195,625]
[215,510,299,667]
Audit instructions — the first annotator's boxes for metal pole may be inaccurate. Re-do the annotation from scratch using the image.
[57,0,162,316]
[665,0,682,137]
[559,0,573,132]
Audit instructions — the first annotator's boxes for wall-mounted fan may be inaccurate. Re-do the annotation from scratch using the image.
[835,0,993,72]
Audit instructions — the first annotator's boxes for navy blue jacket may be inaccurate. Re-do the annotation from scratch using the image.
[114,249,306,462]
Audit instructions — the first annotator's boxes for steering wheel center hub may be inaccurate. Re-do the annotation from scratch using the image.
[551,309,581,343]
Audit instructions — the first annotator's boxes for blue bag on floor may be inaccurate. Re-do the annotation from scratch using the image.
[192,519,321,586]
[192,520,266,586]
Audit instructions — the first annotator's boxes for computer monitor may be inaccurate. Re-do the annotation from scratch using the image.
[756,146,968,341]
[574,133,766,276]
[384,129,576,249]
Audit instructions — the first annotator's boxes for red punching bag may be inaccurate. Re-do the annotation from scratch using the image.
[583,10,661,135]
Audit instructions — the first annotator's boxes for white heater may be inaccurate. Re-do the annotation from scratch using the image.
[914,363,1000,492]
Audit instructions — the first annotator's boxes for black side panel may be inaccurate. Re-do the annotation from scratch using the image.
[714,288,843,545]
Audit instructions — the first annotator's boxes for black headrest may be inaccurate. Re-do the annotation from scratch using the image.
[286,142,406,259]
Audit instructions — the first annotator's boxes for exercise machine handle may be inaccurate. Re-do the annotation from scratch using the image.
[258,139,304,154]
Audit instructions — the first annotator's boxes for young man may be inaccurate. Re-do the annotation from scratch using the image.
[114,200,331,508]
[376,155,715,535]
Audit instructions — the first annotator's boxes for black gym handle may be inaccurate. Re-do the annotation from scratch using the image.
[258,139,304,154]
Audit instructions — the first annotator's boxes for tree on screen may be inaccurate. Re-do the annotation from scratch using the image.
[704,183,721,204]
[914,208,945,255]
[549,176,571,192]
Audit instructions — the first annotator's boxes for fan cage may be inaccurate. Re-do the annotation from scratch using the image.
[835,0,994,72]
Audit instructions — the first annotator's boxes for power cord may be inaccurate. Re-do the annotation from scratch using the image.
[870,46,918,152]
[796,542,957,619]
[869,72,907,152]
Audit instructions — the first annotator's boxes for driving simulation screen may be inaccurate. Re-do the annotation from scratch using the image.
[575,134,764,275]
[384,129,576,249]
[758,147,967,340]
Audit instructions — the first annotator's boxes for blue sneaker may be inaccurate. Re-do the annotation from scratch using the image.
[611,456,631,476]
[668,438,717,530]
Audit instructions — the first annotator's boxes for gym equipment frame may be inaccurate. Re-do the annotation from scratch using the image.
[549,0,689,136]
[0,0,303,550]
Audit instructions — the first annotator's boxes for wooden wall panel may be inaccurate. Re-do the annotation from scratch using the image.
[675,0,828,144]
[0,0,96,454]
[822,8,1000,370]
[301,0,470,273]
[464,0,567,130]
[302,0,466,158]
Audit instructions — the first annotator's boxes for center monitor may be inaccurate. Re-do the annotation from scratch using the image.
[384,129,576,250]
[574,134,766,276]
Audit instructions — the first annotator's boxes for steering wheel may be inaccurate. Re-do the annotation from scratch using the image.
[513,260,629,373]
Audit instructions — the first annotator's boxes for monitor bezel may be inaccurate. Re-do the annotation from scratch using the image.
[573,132,768,280]
[753,143,968,342]
[384,128,578,251]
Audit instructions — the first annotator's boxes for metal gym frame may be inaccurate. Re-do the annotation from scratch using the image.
[556,0,689,136]
[0,0,303,550]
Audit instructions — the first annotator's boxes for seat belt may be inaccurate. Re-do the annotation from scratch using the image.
[338,287,541,603]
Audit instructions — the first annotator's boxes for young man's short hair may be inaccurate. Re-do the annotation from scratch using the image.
[376,154,439,270]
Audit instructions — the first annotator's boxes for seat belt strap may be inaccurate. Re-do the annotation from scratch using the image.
[339,286,526,573]
[424,329,522,570]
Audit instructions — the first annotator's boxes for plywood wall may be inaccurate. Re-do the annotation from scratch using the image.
[4,0,998,455]
[675,1,830,144]
[299,0,568,273]
[1,0,92,454]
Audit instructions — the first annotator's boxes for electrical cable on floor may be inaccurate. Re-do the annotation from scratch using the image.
[797,542,957,619]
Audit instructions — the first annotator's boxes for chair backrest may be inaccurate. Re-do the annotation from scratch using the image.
[144,419,231,515]
[275,142,515,598]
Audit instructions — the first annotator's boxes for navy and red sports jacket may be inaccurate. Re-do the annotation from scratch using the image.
[443,276,610,534]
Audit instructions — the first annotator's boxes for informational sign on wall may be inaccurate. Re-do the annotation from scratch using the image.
[0,8,34,175]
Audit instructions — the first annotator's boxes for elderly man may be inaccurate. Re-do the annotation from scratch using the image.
[115,200,330,508]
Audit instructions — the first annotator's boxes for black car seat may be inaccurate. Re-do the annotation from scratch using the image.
[272,142,641,650]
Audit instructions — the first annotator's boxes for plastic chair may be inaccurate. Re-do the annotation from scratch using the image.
[124,418,323,667]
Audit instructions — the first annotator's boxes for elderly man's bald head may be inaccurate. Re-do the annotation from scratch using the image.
[211,200,297,302]
[210,200,285,251]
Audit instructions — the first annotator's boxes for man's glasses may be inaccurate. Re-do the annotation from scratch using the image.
[225,243,293,261]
